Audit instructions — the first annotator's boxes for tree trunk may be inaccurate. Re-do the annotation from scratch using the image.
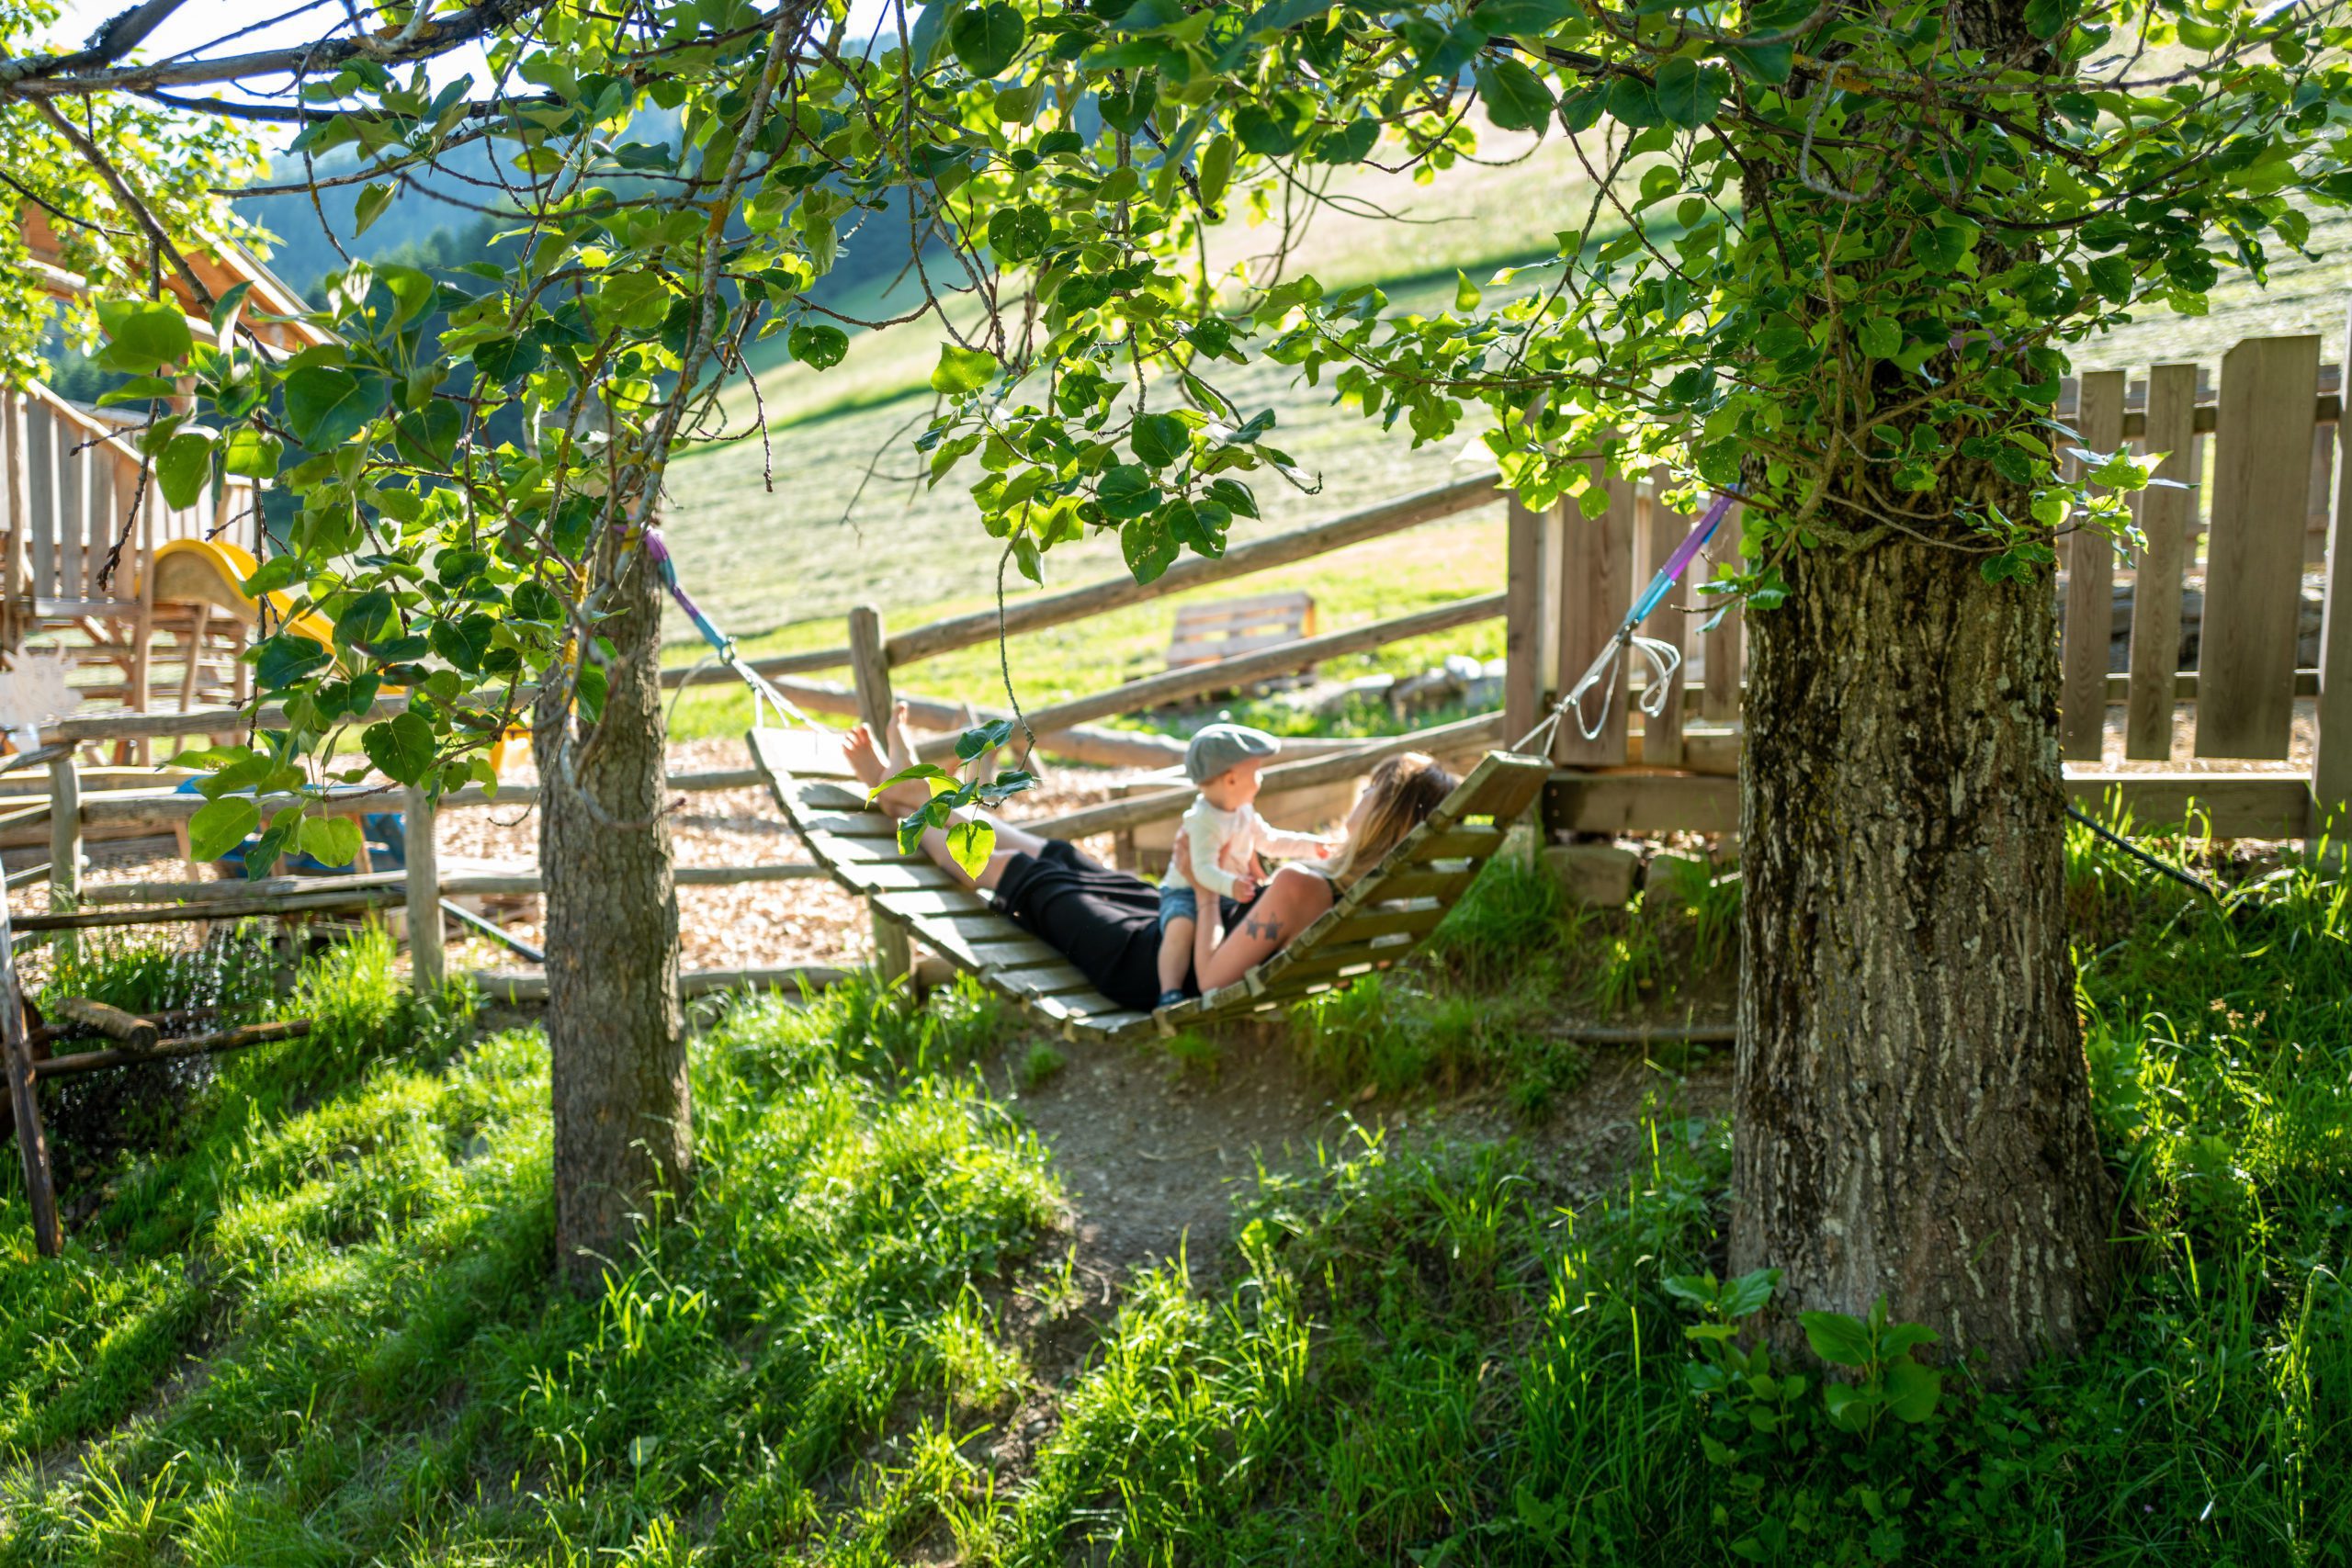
[1732,532,2117,1382]
[536,539,689,1289]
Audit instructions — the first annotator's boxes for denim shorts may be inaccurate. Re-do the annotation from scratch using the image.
[1157,881,1199,930]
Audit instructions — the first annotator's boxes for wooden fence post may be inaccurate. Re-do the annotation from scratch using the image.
[2198,334,2321,761]
[1553,452,1635,768]
[2127,364,2199,761]
[847,604,915,985]
[1639,470,1688,769]
[1701,502,1743,724]
[1503,492,1546,749]
[404,785,443,994]
[47,752,81,958]
[0,897,60,1258]
[2316,309,2352,831]
[2061,370,2126,761]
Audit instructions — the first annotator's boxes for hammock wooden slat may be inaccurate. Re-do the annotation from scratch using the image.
[749,727,1550,1042]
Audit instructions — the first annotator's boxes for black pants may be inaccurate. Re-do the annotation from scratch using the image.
[991,840,1250,1012]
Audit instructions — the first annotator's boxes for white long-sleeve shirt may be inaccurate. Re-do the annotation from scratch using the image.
[1182,795,1329,898]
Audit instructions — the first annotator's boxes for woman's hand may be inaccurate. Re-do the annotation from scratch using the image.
[1167,826,1194,886]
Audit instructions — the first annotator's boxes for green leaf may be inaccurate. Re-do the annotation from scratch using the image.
[930,344,1000,395]
[300,815,364,869]
[188,797,261,863]
[222,427,285,479]
[1884,1359,1944,1423]
[944,819,995,880]
[254,633,332,689]
[353,181,396,236]
[1720,1268,1780,1318]
[1799,1311,1875,1369]
[2022,0,2075,38]
[393,400,462,468]
[282,366,384,451]
[1857,315,1901,359]
[1655,58,1728,127]
[950,1,1024,76]
[1719,37,1794,84]
[1131,412,1190,467]
[1197,133,1236,209]
[362,710,436,785]
[986,204,1051,263]
[1454,270,1482,311]
[96,299,193,373]
[1120,514,1178,582]
[155,431,215,510]
[471,335,543,382]
[1473,59,1554,132]
[594,270,673,334]
[955,719,1016,760]
[788,322,850,370]
[1471,0,1575,35]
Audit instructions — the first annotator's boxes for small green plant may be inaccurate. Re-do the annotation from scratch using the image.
[1017,1041,1067,1089]
[1668,1269,1950,1562]
[1425,849,1581,986]
[1160,1028,1222,1082]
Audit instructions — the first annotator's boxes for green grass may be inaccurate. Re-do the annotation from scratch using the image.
[2,823,2346,1563]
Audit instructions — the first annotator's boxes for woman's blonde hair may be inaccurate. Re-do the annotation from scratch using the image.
[1331,751,1457,887]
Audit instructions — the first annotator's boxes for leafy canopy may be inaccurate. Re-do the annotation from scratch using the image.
[9,0,2341,847]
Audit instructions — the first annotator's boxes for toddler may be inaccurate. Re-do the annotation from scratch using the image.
[1156,723,1336,1010]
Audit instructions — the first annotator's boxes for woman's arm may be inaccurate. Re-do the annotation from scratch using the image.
[1193,863,1334,993]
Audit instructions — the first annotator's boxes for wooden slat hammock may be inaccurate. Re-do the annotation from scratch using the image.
[747,727,1552,1042]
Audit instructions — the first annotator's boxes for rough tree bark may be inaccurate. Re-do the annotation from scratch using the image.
[535,538,690,1289]
[1731,532,2119,1381]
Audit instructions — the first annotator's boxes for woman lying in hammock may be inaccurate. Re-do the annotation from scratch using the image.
[842,704,1456,1013]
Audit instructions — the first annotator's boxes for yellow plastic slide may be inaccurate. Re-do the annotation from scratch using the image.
[151,537,336,647]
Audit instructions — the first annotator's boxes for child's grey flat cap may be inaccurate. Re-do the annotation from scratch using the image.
[1185,723,1281,785]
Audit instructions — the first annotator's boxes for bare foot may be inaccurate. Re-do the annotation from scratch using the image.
[841,721,889,793]
[870,702,935,816]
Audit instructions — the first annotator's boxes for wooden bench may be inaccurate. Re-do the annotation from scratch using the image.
[1167,590,1317,671]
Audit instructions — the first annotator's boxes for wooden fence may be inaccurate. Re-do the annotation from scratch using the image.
[1520,324,2352,842]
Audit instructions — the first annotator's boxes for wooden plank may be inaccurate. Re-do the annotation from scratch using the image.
[966,935,1068,971]
[995,962,1101,998]
[884,473,1499,667]
[1317,897,1448,942]
[874,886,994,919]
[1701,502,1744,723]
[27,400,53,597]
[57,415,82,599]
[47,755,80,922]
[2127,363,2199,761]
[804,831,924,864]
[1176,587,1315,615]
[1545,772,1742,836]
[1553,454,1635,766]
[1366,865,1480,903]
[1504,491,1546,745]
[913,593,1505,763]
[0,392,25,649]
[2063,371,2126,761]
[1413,823,1509,859]
[790,781,870,815]
[1639,470,1689,768]
[834,861,963,893]
[404,786,442,992]
[2198,335,2321,759]
[2064,773,2310,840]
[0,897,59,1257]
[795,812,901,840]
[2317,310,2352,822]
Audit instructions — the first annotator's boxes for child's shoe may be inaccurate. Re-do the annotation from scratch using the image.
[1154,989,1187,1010]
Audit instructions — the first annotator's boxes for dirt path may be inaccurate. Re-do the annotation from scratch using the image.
[978,1022,1736,1292]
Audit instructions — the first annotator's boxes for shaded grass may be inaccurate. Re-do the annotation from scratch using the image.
[2,823,2346,1564]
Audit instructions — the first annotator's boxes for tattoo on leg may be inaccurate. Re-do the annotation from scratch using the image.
[1243,911,1283,942]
